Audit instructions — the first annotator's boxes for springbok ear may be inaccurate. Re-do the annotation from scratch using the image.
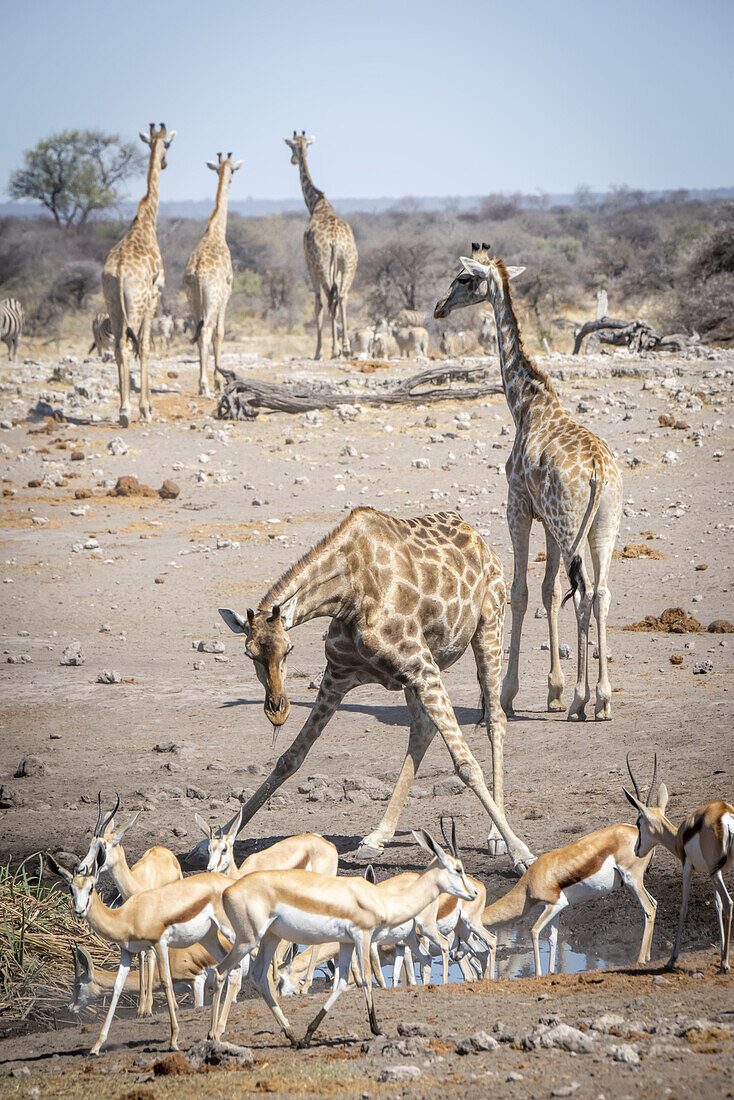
[75,945,94,981]
[506,266,526,280]
[195,812,212,838]
[218,608,248,634]
[113,811,141,846]
[365,864,376,884]
[206,160,219,172]
[459,257,490,278]
[48,855,73,884]
[139,132,152,147]
[225,806,244,838]
[657,782,669,813]
[233,160,244,171]
[622,787,645,814]
[412,829,444,862]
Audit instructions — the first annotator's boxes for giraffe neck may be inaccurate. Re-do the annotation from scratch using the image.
[487,276,558,429]
[259,520,357,626]
[208,168,231,238]
[135,144,163,231]
[296,151,325,215]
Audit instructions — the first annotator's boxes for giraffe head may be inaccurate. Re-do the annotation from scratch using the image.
[219,606,293,726]
[206,152,244,178]
[434,243,525,319]
[139,122,177,169]
[284,130,315,165]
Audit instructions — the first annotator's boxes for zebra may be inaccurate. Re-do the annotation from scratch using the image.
[89,312,115,357]
[0,298,23,362]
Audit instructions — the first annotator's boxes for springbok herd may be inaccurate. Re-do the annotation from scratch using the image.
[12,119,728,1054]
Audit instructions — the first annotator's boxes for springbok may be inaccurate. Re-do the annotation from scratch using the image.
[209,829,476,1047]
[68,942,215,1013]
[78,794,182,1015]
[49,851,235,1055]
[623,760,733,972]
[481,759,658,976]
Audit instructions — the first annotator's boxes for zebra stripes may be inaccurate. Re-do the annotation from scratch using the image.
[0,298,23,362]
[89,312,114,357]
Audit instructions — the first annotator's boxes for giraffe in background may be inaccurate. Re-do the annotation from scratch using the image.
[435,245,622,722]
[184,152,242,396]
[101,123,175,427]
[285,131,357,359]
[219,507,534,872]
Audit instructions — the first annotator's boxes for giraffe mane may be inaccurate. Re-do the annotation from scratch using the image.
[494,258,558,401]
[259,507,375,609]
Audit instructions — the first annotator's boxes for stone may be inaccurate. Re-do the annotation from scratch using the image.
[551,1085,580,1097]
[692,660,713,674]
[60,643,84,665]
[198,640,225,654]
[708,619,734,633]
[186,785,208,800]
[559,643,572,659]
[590,1014,626,1033]
[14,755,46,779]
[344,776,391,801]
[159,479,180,499]
[154,742,180,754]
[107,436,128,456]
[432,775,466,797]
[608,1043,640,1065]
[412,458,430,469]
[377,1065,421,1083]
[456,1030,500,1054]
[96,669,122,684]
[533,1023,594,1054]
[32,515,49,526]
[397,1022,435,1038]
[186,1039,254,1070]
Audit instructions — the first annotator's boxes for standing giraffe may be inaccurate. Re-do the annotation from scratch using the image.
[218,507,534,872]
[184,152,242,397]
[435,245,622,722]
[102,123,175,427]
[285,131,357,359]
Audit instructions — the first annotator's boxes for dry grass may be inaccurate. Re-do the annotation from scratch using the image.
[0,853,115,1022]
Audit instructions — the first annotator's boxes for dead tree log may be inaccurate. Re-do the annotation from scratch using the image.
[573,316,661,355]
[216,365,502,420]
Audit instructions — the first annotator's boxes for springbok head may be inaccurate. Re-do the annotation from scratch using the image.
[413,822,476,902]
[78,793,141,876]
[195,806,244,873]
[622,753,669,857]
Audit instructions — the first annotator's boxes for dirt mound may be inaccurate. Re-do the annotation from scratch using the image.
[624,607,704,633]
[108,476,180,500]
[615,543,665,560]
[708,619,734,633]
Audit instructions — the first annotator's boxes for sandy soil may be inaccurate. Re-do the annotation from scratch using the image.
[0,342,732,1096]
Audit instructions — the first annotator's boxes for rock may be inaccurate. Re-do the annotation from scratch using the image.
[14,755,46,779]
[192,660,205,670]
[397,1022,435,1038]
[344,776,391,801]
[74,488,92,499]
[433,775,466,797]
[534,1023,594,1054]
[377,1065,421,1083]
[662,450,679,464]
[9,1066,30,1077]
[186,1039,254,1069]
[109,475,156,497]
[708,619,734,633]
[380,1037,428,1058]
[186,785,208,800]
[7,654,32,664]
[159,479,180,499]
[60,643,84,666]
[670,654,683,665]
[107,436,129,456]
[608,1043,640,1065]
[412,458,430,469]
[693,660,713,674]
[590,1014,626,1033]
[198,640,225,654]
[71,451,85,461]
[456,1030,500,1054]
[551,1086,580,1098]
[32,516,49,526]
[154,742,180,754]
[559,643,572,659]
[96,669,122,684]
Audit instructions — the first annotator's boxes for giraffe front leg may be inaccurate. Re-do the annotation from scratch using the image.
[339,293,351,357]
[566,554,593,722]
[501,491,532,718]
[589,502,618,720]
[542,533,565,711]
[471,584,508,857]
[359,687,435,853]
[198,322,211,397]
[138,313,153,422]
[414,663,534,873]
[313,291,324,360]
[116,336,131,428]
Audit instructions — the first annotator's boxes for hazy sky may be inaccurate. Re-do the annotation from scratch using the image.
[3,0,732,204]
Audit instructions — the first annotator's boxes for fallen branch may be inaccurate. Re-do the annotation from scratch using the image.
[216,365,502,419]
[573,317,704,356]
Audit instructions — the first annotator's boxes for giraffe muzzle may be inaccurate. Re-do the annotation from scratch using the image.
[265,695,290,726]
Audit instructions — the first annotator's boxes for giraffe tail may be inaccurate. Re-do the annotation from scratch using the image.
[191,320,204,345]
[561,452,603,607]
[117,269,139,357]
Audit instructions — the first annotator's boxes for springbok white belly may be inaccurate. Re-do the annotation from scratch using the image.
[563,856,619,904]
[154,903,222,951]
[270,903,359,945]
[684,832,710,873]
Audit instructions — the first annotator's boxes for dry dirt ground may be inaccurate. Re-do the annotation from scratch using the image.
[1,342,733,1097]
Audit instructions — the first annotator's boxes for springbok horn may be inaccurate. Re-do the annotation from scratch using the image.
[625,752,642,802]
[99,792,121,836]
[94,791,104,836]
[451,816,459,860]
[647,753,658,807]
[440,815,454,856]
[70,941,81,977]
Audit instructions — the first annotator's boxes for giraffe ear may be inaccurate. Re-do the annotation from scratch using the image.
[139,132,152,147]
[506,266,526,280]
[206,161,219,172]
[164,130,177,148]
[306,135,315,145]
[459,257,489,278]
[233,160,244,172]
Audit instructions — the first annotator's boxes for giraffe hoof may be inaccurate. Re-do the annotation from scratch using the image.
[547,697,566,712]
[119,412,130,429]
[487,837,508,858]
[566,708,587,722]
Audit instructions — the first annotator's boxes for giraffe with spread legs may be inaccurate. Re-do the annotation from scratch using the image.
[285,131,357,359]
[184,152,242,397]
[218,507,533,872]
[435,245,622,722]
[102,123,175,427]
